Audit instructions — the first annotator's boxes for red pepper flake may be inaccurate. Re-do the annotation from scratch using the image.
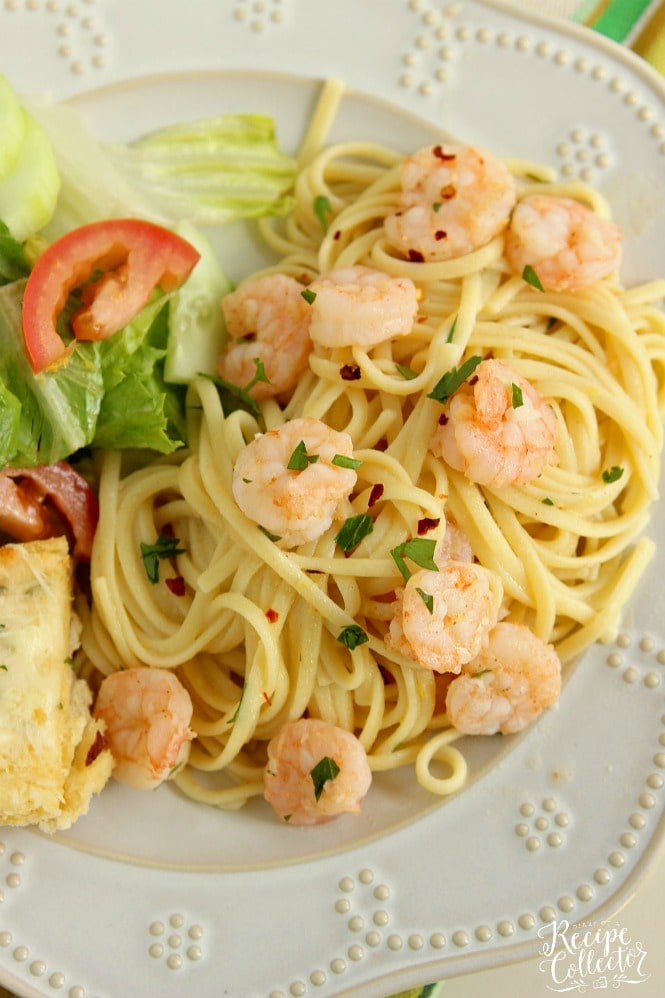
[333,230,341,241]
[434,230,447,241]
[340,363,361,381]
[262,691,273,706]
[469,375,479,386]
[438,413,448,425]
[407,249,425,263]
[166,576,186,596]
[440,183,456,199]
[85,728,108,766]
[417,516,440,535]
[433,145,456,162]
[375,438,389,452]
[265,608,279,623]
[368,483,384,507]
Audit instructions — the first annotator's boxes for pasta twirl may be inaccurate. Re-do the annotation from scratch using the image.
[77,80,665,810]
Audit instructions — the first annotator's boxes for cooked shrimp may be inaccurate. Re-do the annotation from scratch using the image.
[505,194,622,292]
[93,667,194,789]
[387,561,502,674]
[430,358,558,488]
[445,621,562,735]
[434,514,474,565]
[264,717,372,825]
[218,273,312,398]
[307,264,419,347]
[232,416,358,549]
[384,143,517,263]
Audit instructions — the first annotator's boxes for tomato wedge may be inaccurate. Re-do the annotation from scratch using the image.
[21,218,201,372]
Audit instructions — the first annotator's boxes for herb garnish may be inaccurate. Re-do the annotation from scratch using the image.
[335,513,374,552]
[287,439,320,470]
[390,537,438,582]
[416,587,434,613]
[602,466,624,484]
[511,383,524,408]
[200,357,271,424]
[396,363,418,381]
[301,288,317,305]
[522,264,545,291]
[331,454,363,470]
[427,355,482,405]
[310,756,341,801]
[259,525,282,542]
[227,682,246,724]
[140,535,186,583]
[337,624,370,649]
[313,194,332,232]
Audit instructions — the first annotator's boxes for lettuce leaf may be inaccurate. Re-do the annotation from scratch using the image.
[0,281,186,467]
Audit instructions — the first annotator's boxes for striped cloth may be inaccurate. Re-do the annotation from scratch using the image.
[506,0,665,72]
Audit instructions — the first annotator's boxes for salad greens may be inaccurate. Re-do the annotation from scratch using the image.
[0,280,186,466]
[0,74,297,468]
[0,76,60,241]
[104,112,297,226]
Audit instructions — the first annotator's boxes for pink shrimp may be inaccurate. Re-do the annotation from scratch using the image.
[263,718,372,825]
[387,560,502,674]
[430,358,558,488]
[307,264,419,347]
[445,622,562,735]
[93,667,194,789]
[218,272,312,398]
[505,194,622,292]
[384,143,517,263]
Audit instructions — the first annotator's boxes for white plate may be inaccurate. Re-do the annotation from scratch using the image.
[2,3,665,997]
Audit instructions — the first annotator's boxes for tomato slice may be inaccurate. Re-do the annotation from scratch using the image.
[21,218,201,372]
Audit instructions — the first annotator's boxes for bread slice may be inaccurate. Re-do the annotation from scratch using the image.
[0,536,113,832]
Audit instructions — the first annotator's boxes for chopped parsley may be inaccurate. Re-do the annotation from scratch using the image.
[416,587,434,613]
[227,682,246,724]
[200,357,271,424]
[602,466,624,484]
[427,355,482,405]
[259,525,282,542]
[335,513,374,552]
[301,288,317,304]
[396,362,418,381]
[522,264,545,292]
[0,664,7,671]
[313,194,332,232]
[331,454,363,470]
[337,624,369,649]
[140,535,186,584]
[390,537,438,582]
[446,315,458,343]
[287,439,320,470]
[542,497,554,506]
[511,383,524,408]
[310,756,341,801]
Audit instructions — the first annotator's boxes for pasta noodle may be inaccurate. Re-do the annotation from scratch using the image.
[77,79,665,810]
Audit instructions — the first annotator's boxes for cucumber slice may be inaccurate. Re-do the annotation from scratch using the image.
[0,75,27,182]
[0,109,60,240]
[164,220,232,384]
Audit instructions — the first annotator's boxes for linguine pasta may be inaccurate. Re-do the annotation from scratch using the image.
[77,79,665,810]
